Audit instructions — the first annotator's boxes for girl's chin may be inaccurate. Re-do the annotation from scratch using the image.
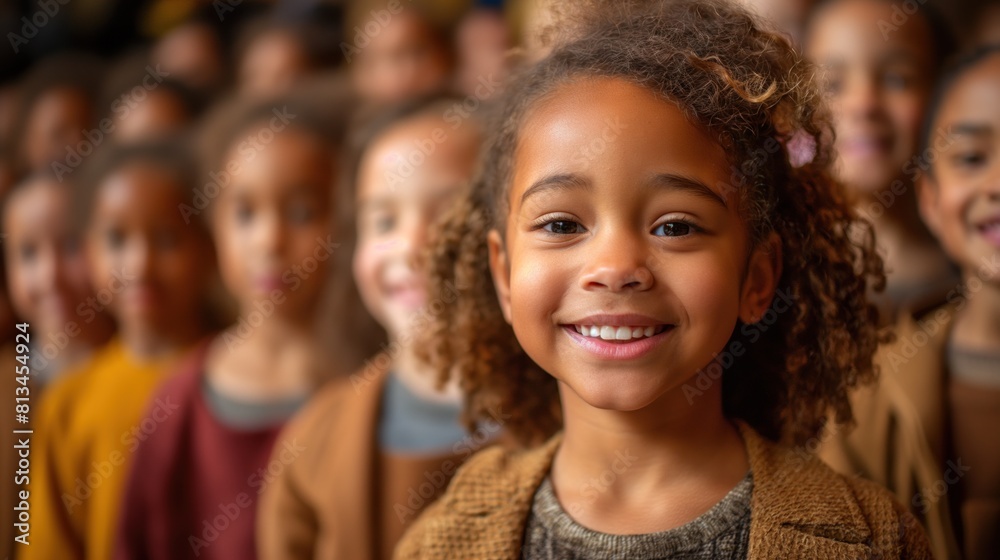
[559,377,671,413]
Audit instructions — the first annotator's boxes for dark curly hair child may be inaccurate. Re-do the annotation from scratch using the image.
[393,0,932,558]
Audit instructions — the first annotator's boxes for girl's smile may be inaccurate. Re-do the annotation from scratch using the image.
[560,313,674,361]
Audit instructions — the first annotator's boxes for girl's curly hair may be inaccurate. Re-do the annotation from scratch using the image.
[419,0,886,447]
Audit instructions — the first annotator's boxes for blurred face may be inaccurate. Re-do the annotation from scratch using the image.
[353,115,478,340]
[113,89,191,142]
[806,0,935,195]
[153,23,225,96]
[489,78,778,412]
[239,31,312,100]
[88,164,211,333]
[920,55,1000,284]
[353,12,452,105]
[456,10,510,98]
[24,88,92,172]
[4,178,92,336]
[737,0,815,45]
[213,129,334,321]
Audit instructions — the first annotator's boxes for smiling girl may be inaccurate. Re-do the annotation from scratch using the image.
[804,0,958,322]
[395,1,931,558]
[823,45,1000,560]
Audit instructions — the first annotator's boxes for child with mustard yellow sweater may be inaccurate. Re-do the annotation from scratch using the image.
[25,139,214,560]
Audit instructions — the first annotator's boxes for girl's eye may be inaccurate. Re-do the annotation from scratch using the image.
[952,151,987,169]
[822,77,842,96]
[374,215,395,234]
[62,237,80,256]
[364,211,394,235]
[287,202,314,224]
[652,222,693,237]
[883,72,911,90]
[234,203,253,225]
[17,242,37,263]
[154,230,178,250]
[542,220,585,235]
[105,229,126,250]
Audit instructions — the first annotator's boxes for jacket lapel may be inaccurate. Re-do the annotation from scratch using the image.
[741,423,875,559]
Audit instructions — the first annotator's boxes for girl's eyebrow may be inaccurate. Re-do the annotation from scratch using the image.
[949,123,993,139]
[649,173,727,208]
[519,173,590,207]
[518,172,727,208]
[356,197,392,212]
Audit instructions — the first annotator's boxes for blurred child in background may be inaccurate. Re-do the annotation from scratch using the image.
[114,98,342,560]
[2,172,115,387]
[151,18,228,104]
[236,18,340,101]
[110,78,199,142]
[102,51,201,142]
[805,0,958,322]
[822,45,1000,560]
[454,7,511,101]
[736,0,817,46]
[347,2,454,106]
[25,139,215,560]
[14,54,104,176]
[257,95,483,560]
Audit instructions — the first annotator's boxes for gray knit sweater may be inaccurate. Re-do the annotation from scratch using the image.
[521,473,753,559]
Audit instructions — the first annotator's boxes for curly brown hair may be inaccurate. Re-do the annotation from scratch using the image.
[419,0,886,447]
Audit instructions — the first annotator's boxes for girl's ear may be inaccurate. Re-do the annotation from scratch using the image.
[487,228,513,324]
[739,232,782,324]
[917,174,942,239]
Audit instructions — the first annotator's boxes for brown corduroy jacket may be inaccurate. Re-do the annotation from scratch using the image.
[257,356,486,560]
[395,422,933,559]
[820,302,962,560]
[257,357,391,560]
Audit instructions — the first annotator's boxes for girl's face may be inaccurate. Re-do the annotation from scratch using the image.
[4,179,92,335]
[113,89,191,142]
[806,0,935,195]
[352,12,452,105]
[213,129,334,321]
[353,115,478,341]
[489,78,779,412]
[24,87,92,172]
[239,31,312,100]
[920,55,1000,284]
[87,164,211,332]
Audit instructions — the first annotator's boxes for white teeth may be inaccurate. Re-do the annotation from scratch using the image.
[574,324,664,341]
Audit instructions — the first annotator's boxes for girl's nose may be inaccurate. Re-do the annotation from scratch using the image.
[38,246,61,293]
[842,74,881,121]
[256,211,287,256]
[579,231,654,292]
[986,164,1000,200]
[124,239,154,280]
[400,216,430,269]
